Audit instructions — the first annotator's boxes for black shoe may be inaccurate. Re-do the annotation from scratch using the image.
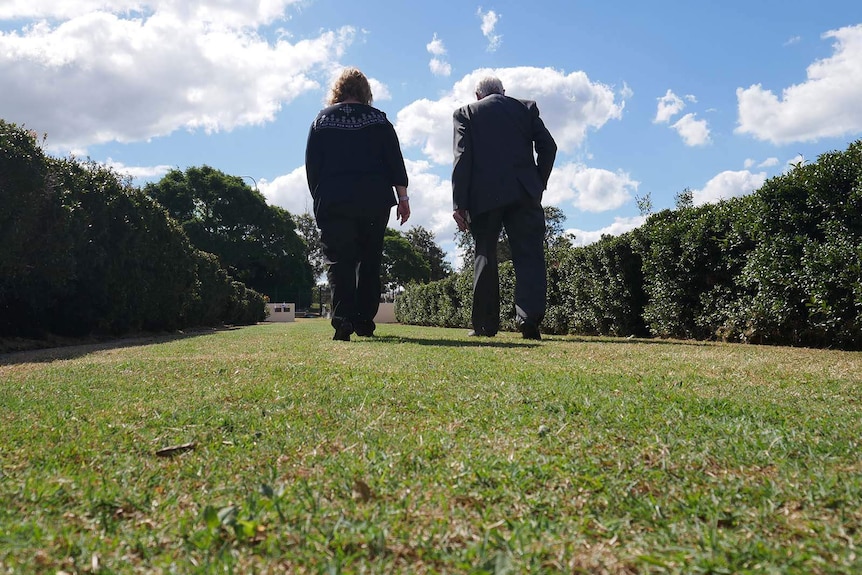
[333,321,353,341]
[468,328,496,337]
[520,322,541,340]
[353,322,375,337]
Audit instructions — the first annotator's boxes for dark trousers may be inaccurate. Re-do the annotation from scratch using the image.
[317,210,389,331]
[470,194,546,334]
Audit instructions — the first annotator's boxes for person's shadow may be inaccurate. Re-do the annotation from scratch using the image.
[363,334,540,349]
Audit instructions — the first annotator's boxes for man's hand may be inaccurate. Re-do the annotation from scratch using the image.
[453,209,470,232]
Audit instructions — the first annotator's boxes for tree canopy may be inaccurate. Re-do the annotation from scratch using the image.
[145,166,313,303]
[404,226,452,281]
[382,228,431,291]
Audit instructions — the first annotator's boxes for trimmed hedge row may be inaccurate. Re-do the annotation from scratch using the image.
[1,120,265,338]
[397,140,862,350]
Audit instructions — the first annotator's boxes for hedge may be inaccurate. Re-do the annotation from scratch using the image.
[397,140,862,350]
[1,120,266,338]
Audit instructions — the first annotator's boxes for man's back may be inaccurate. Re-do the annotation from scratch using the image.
[452,94,556,216]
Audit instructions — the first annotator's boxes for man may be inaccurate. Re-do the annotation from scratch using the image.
[452,76,557,340]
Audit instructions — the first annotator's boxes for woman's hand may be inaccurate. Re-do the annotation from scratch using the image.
[397,198,410,225]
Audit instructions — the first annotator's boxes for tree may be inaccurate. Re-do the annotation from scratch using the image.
[145,166,313,304]
[295,212,326,281]
[404,226,452,281]
[382,228,430,290]
[635,192,654,217]
[675,187,694,210]
[543,205,575,250]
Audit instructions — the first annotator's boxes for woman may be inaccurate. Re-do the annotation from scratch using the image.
[305,68,410,341]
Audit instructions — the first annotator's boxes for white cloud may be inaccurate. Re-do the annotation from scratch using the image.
[545,162,639,213]
[396,66,625,165]
[368,77,392,102]
[745,157,780,169]
[426,33,452,77]
[620,82,634,100]
[402,159,457,237]
[0,4,354,151]
[426,33,446,56]
[654,89,685,123]
[784,154,806,172]
[429,58,452,77]
[477,7,502,51]
[567,216,647,247]
[0,0,303,27]
[104,159,172,181]
[692,170,766,206]
[655,90,710,145]
[736,24,862,144]
[784,35,802,46]
[671,113,711,146]
[258,166,312,216]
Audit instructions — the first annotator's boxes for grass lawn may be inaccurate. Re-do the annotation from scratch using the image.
[1,319,861,574]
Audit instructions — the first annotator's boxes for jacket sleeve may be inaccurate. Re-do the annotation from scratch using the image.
[384,122,409,188]
[451,107,472,211]
[529,103,557,189]
[304,122,320,198]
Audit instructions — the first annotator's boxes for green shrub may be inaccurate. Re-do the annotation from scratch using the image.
[0,120,265,338]
[399,140,861,350]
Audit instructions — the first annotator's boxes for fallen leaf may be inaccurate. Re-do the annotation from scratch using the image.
[352,479,372,502]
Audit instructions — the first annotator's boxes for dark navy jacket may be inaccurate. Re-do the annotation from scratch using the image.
[452,94,556,216]
[305,103,408,219]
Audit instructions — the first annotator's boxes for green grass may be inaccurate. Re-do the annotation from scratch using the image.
[1,320,861,574]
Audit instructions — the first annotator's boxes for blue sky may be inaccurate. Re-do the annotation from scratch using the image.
[2,1,861,267]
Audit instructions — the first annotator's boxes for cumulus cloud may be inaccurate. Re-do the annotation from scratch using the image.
[736,24,862,144]
[759,157,779,167]
[692,170,766,206]
[784,154,806,172]
[0,0,302,27]
[426,33,451,77]
[401,159,456,236]
[396,66,625,165]
[0,2,354,152]
[655,89,710,145]
[567,216,647,247]
[258,166,313,217]
[426,33,446,56]
[104,159,173,181]
[619,83,634,100]
[545,162,639,213]
[477,7,502,51]
[430,59,453,77]
[671,113,711,146]
[654,89,685,123]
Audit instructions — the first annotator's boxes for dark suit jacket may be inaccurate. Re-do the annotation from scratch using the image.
[452,94,557,216]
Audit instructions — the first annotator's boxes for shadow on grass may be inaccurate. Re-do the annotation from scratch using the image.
[0,327,240,366]
[363,334,540,349]
[366,331,715,348]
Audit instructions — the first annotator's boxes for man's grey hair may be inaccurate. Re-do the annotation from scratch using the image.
[475,76,505,98]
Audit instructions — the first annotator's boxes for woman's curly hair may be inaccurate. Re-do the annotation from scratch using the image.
[327,67,373,105]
